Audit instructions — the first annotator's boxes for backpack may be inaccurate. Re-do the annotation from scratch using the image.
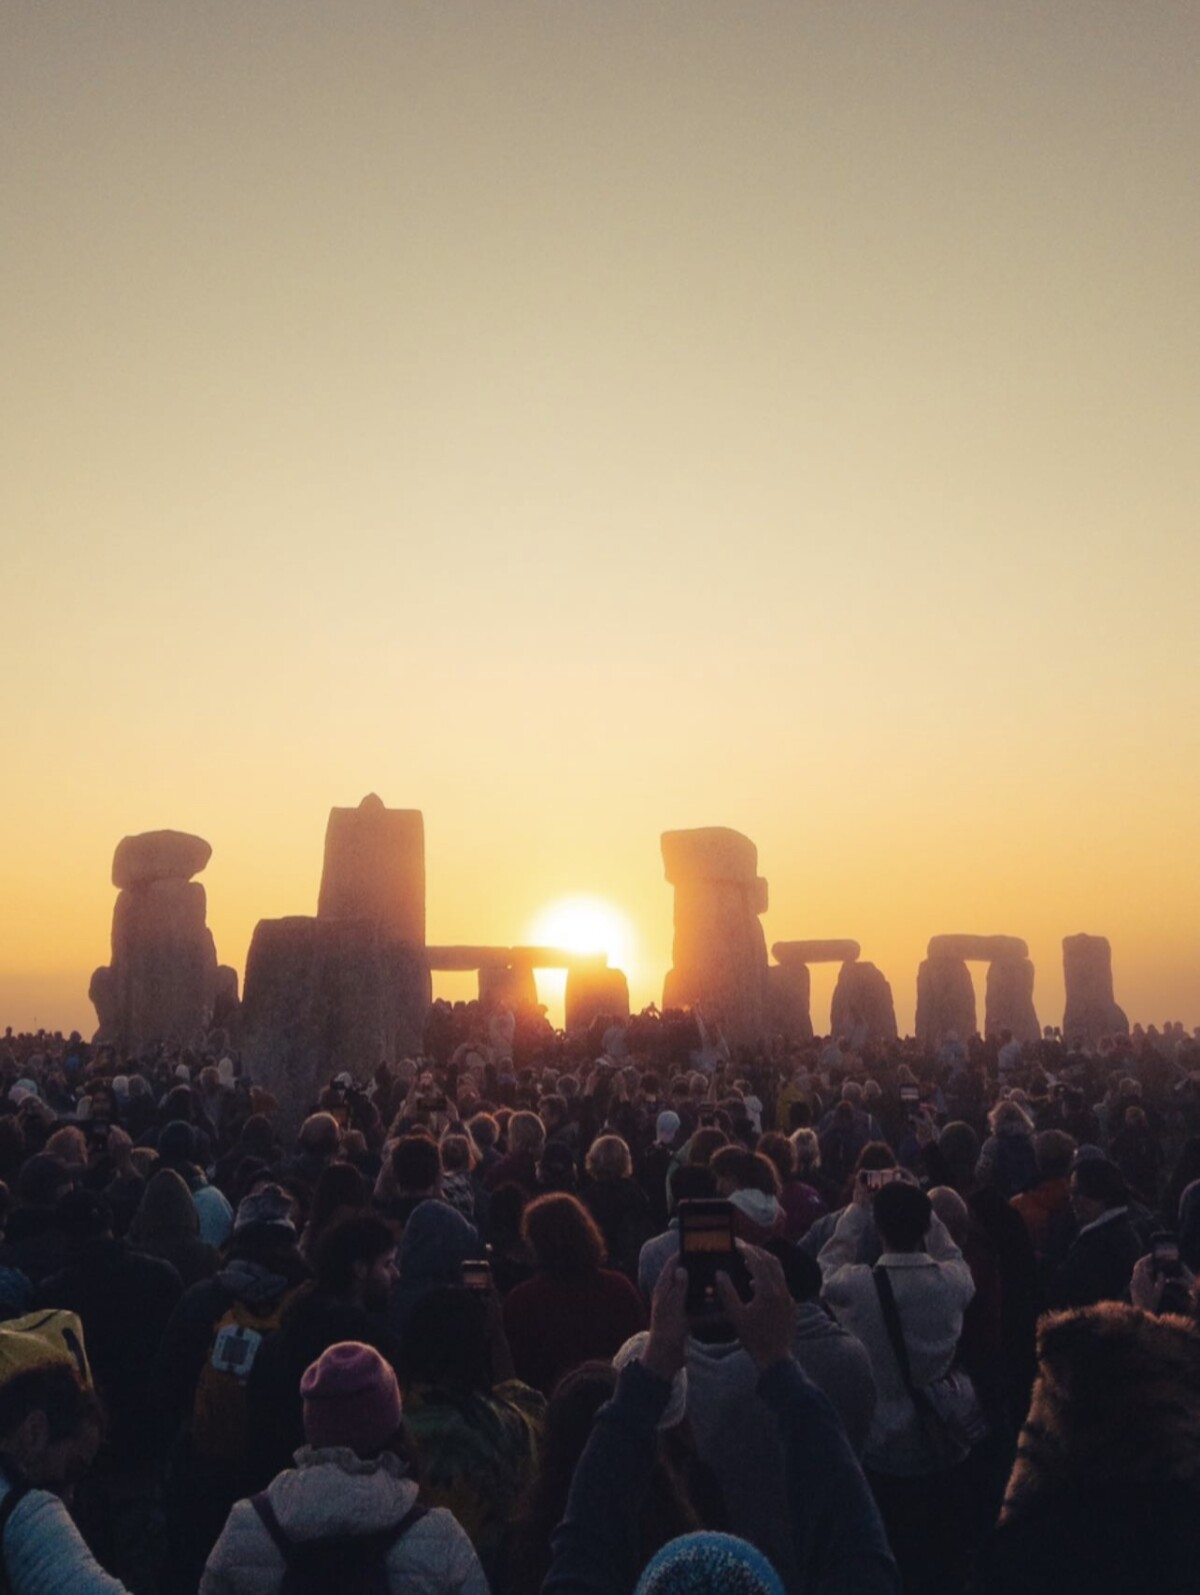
[191,1288,302,1464]
[249,1491,427,1595]
[0,1309,91,1389]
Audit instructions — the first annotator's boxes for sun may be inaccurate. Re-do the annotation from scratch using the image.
[528,894,638,973]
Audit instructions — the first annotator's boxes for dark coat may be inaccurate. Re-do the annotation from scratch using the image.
[34,1239,183,1460]
[1052,1210,1143,1309]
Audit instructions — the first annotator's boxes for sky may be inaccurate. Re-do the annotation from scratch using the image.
[3,2,1198,1039]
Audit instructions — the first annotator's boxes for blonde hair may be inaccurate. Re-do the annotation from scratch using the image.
[586,1134,632,1181]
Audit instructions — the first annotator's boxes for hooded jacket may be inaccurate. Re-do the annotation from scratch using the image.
[683,1304,877,1590]
[389,1202,481,1338]
[199,1446,487,1595]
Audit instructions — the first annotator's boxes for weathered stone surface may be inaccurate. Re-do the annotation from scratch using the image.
[661,828,759,887]
[111,830,211,890]
[92,862,221,1052]
[773,940,862,966]
[831,961,898,1046]
[915,957,977,1050]
[213,965,241,1032]
[426,947,515,971]
[1062,934,1128,1045]
[565,966,630,1033]
[242,916,430,1136]
[927,934,1028,963]
[317,794,425,944]
[478,963,538,1012]
[985,957,1040,1043]
[661,827,769,1044]
[765,962,813,1043]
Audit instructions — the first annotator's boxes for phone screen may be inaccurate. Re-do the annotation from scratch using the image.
[677,1200,747,1315]
[680,1205,735,1255]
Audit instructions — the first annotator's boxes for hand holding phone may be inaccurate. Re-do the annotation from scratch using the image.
[678,1199,751,1316]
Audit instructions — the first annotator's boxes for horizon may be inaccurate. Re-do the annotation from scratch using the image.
[4,3,1197,1039]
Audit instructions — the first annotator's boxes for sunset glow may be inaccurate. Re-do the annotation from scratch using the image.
[2,4,1198,1038]
[529,896,639,973]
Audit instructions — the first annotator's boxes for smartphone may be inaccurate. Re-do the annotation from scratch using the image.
[863,1168,902,1192]
[698,1111,718,1128]
[678,1199,751,1315]
[460,1259,492,1293]
[1152,1232,1181,1279]
[899,1085,920,1108]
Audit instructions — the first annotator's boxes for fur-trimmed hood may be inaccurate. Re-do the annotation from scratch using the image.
[1002,1301,1200,1525]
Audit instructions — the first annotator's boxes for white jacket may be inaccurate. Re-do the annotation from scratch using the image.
[199,1447,488,1595]
[819,1206,975,1475]
[0,1476,127,1595]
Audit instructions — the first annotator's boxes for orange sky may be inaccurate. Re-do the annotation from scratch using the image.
[3,3,1198,1039]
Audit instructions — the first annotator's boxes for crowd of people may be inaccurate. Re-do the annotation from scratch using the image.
[0,1000,1199,1595]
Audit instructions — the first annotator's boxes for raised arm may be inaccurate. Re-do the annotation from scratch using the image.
[718,1249,900,1595]
[542,1265,686,1595]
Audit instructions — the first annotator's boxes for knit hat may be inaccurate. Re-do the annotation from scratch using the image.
[158,1121,197,1166]
[656,1110,681,1146]
[635,1533,785,1595]
[233,1183,295,1235]
[301,1341,403,1454]
[613,1332,688,1428]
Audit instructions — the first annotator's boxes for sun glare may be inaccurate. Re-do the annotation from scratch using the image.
[528,895,638,974]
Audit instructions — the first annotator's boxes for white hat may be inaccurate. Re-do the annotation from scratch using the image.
[613,1332,688,1428]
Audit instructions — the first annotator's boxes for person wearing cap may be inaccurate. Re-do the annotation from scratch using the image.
[153,1184,312,1591]
[157,1122,234,1250]
[634,1112,681,1231]
[200,1341,486,1595]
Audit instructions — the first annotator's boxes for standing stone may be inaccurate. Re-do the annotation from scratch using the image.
[243,796,431,1130]
[1062,934,1128,1045]
[479,962,538,1013]
[565,964,630,1033]
[242,916,429,1136]
[91,831,221,1052]
[112,831,212,890]
[915,958,977,1051]
[831,961,898,1047]
[317,794,425,944]
[765,962,813,1043]
[213,965,241,1034]
[661,828,769,1045]
[985,958,1040,1043]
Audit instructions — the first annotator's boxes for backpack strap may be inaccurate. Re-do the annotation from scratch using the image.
[250,1493,294,1562]
[250,1493,427,1562]
[381,1500,428,1550]
[871,1268,936,1420]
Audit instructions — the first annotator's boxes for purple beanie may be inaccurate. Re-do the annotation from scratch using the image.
[300,1342,403,1455]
